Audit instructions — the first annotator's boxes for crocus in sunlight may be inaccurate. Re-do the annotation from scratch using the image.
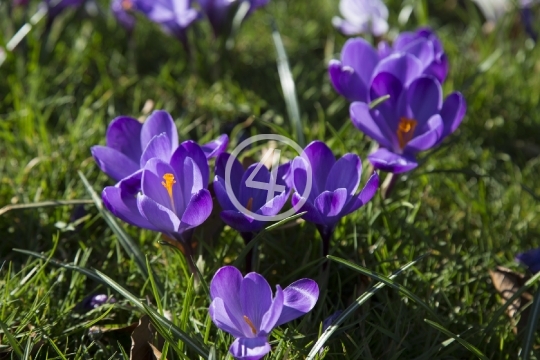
[349,55,466,174]
[91,110,228,185]
[329,27,447,103]
[516,248,540,273]
[332,0,388,37]
[209,266,319,360]
[197,0,269,36]
[289,141,379,256]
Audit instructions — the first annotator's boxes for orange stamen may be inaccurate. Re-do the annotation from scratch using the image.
[397,117,418,149]
[246,197,254,212]
[121,0,132,10]
[161,173,176,211]
[243,315,257,335]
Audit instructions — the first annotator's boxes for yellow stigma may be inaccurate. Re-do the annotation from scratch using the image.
[243,315,257,335]
[161,173,176,210]
[397,117,418,149]
[246,197,254,212]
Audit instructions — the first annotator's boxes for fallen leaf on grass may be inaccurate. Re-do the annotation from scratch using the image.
[489,266,533,334]
[130,315,164,360]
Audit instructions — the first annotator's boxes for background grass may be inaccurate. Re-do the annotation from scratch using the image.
[1,0,540,358]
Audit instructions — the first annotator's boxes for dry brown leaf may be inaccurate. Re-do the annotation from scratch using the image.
[489,266,533,334]
[130,315,165,360]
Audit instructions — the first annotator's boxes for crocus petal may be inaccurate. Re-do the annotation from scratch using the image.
[350,102,394,149]
[516,248,540,273]
[276,279,319,326]
[301,141,336,195]
[256,189,289,217]
[370,16,389,37]
[341,38,380,91]
[368,148,418,174]
[220,210,263,233]
[91,146,140,182]
[214,153,244,211]
[140,133,172,167]
[102,186,157,231]
[440,92,466,139]
[240,272,273,333]
[105,116,143,162]
[374,53,423,87]
[314,189,348,218]
[180,189,212,229]
[209,298,245,339]
[229,337,271,360]
[141,110,179,150]
[406,76,442,125]
[137,194,181,233]
[341,172,379,214]
[325,154,361,194]
[332,17,368,36]
[405,114,444,152]
[400,38,435,71]
[259,285,284,335]
[141,159,183,212]
[178,140,210,186]
[425,55,448,83]
[239,164,272,212]
[201,134,229,159]
[291,193,325,225]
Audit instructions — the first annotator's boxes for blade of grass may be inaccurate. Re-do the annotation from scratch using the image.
[271,20,305,147]
[306,253,428,360]
[0,199,93,216]
[0,320,23,357]
[522,287,540,360]
[424,319,488,360]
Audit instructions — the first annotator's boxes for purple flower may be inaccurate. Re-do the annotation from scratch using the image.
[135,0,201,46]
[102,140,213,243]
[44,0,85,19]
[209,266,319,360]
[79,294,116,312]
[13,0,29,7]
[329,27,447,103]
[213,153,290,233]
[516,248,540,273]
[289,141,379,255]
[111,0,136,31]
[349,63,466,174]
[332,0,389,37]
[197,0,269,36]
[91,110,228,184]
[378,27,448,83]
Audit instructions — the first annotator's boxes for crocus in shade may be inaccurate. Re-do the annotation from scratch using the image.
[349,58,466,174]
[111,0,136,31]
[135,0,200,47]
[332,0,388,37]
[102,140,212,248]
[213,153,290,234]
[289,141,379,256]
[91,110,228,184]
[516,248,540,273]
[79,294,116,312]
[209,266,319,360]
[197,0,269,36]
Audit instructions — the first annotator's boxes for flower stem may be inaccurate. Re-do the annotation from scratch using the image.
[170,230,200,283]
[381,172,399,199]
[240,232,255,273]
[316,224,334,269]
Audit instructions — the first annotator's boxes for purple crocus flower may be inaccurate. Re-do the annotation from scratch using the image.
[349,60,466,174]
[111,0,136,31]
[516,248,540,273]
[44,0,85,19]
[79,294,116,312]
[329,27,447,103]
[102,140,213,245]
[332,0,389,37]
[209,266,319,360]
[135,0,201,47]
[289,141,379,256]
[197,0,269,36]
[91,110,228,184]
[213,153,290,234]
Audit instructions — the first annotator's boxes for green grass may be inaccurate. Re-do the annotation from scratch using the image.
[1,0,540,358]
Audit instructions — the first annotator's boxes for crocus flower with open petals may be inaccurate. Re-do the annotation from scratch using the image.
[329,27,447,103]
[209,266,319,360]
[102,140,212,245]
[197,0,269,36]
[516,248,540,273]
[213,153,290,234]
[350,57,466,173]
[91,110,228,184]
[332,0,388,37]
[289,141,379,255]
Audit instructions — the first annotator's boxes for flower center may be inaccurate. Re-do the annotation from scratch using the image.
[243,315,257,335]
[161,173,176,212]
[121,0,132,10]
[397,117,417,150]
[246,197,254,212]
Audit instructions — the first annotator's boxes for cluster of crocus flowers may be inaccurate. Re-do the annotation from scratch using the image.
[92,110,228,271]
[332,0,389,37]
[329,27,466,174]
[209,266,319,360]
